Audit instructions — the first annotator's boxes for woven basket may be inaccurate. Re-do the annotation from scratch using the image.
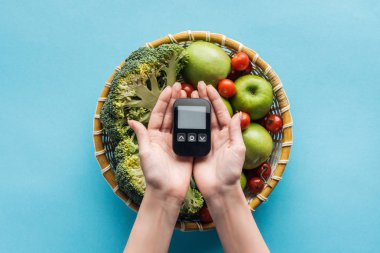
[93,31,293,232]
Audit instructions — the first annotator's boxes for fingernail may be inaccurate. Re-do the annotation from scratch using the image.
[239,111,242,120]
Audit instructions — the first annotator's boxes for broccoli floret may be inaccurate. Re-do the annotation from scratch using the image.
[100,44,187,144]
[115,154,146,205]
[179,187,204,220]
[114,137,138,165]
[115,138,204,218]
[156,44,188,86]
[100,98,141,144]
[125,47,158,63]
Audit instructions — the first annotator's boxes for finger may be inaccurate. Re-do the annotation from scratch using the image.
[229,112,245,150]
[128,120,150,152]
[180,90,187,98]
[148,86,172,130]
[206,84,231,127]
[161,82,182,131]
[191,90,199,98]
[197,81,218,129]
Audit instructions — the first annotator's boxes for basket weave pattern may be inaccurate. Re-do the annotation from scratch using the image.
[93,31,293,231]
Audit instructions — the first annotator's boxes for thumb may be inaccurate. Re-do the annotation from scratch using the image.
[128,120,149,152]
[229,112,245,152]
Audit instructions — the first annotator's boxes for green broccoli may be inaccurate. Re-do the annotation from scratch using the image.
[100,44,187,144]
[113,137,138,165]
[102,44,204,219]
[179,186,204,220]
[114,138,204,219]
[115,154,146,205]
[116,157,204,219]
[155,44,188,86]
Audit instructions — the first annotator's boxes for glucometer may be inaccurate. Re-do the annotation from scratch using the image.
[173,98,211,156]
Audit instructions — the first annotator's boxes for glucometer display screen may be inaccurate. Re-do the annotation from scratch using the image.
[177,106,206,129]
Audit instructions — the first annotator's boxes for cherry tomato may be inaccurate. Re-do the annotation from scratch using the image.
[243,169,257,180]
[240,112,251,130]
[181,83,195,98]
[248,177,265,194]
[231,52,250,71]
[227,70,241,81]
[257,162,271,180]
[227,65,253,81]
[256,117,266,126]
[243,63,253,74]
[265,114,283,133]
[218,79,236,98]
[255,113,270,126]
[199,206,213,223]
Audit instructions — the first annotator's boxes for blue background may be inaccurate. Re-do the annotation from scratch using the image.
[1,0,380,252]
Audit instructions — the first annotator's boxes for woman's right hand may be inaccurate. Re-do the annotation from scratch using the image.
[128,83,193,206]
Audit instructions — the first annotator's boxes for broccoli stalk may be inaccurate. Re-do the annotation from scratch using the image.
[156,45,188,86]
[125,73,161,110]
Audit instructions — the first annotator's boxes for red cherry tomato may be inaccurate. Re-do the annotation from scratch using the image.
[227,65,253,81]
[265,114,283,133]
[257,162,271,180]
[255,113,269,126]
[181,83,195,98]
[199,206,213,223]
[218,79,236,98]
[227,70,241,81]
[231,52,250,71]
[240,112,251,130]
[243,63,253,74]
[255,118,265,127]
[248,177,265,194]
[243,169,257,180]
[256,117,266,126]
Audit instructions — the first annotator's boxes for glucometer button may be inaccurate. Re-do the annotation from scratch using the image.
[188,133,197,142]
[198,134,207,142]
[177,133,186,142]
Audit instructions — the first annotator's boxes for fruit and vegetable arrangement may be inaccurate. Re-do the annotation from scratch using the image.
[100,40,284,222]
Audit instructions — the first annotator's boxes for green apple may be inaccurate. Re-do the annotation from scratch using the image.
[231,75,273,120]
[221,97,233,116]
[240,173,247,190]
[182,41,231,87]
[242,123,273,169]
